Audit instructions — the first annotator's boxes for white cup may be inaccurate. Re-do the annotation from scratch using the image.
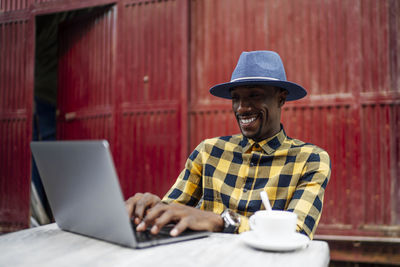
[249,210,297,240]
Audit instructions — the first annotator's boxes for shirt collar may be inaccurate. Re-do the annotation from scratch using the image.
[241,126,287,154]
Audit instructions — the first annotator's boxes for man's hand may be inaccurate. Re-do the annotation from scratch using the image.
[139,202,224,236]
[125,192,162,225]
[125,193,224,237]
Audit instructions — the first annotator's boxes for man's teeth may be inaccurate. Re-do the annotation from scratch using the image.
[240,116,257,124]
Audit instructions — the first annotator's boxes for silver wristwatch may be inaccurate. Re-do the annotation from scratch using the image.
[221,209,241,233]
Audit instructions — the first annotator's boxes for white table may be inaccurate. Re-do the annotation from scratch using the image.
[0,224,329,267]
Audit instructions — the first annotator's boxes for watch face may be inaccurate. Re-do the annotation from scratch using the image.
[222,209,240,233]
[228,210,240,224]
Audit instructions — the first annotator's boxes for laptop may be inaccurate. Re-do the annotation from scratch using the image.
[30,140,210,248]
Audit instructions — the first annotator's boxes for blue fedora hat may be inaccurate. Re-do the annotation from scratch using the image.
[209,51,307,101]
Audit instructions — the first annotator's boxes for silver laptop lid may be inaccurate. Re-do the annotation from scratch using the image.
[30,140,137,248]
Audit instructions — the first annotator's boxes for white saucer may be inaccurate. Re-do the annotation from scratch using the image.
[240,231,310,252]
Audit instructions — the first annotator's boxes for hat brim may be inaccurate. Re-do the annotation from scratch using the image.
[209,79,307,101]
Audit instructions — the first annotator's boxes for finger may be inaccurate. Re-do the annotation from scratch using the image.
[169,217,190,237]
[136,221,147,232]
[149,207,180,235]
[136,206,162,232]
[142,203,169,229]
[136,203,169,233]
[125,193,143,218]
[125,197,134,217]
[134,193,156,221]
[134,217,141,225]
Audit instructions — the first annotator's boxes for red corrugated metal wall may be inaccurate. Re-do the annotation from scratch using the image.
[0,0,188,232]
[55,0,189,199]
[0,15,34,232]
[189,0,400,238]
[57,7,116,143]
[189,0,271,148]
[0,0,32,12]
[117,0,188,198]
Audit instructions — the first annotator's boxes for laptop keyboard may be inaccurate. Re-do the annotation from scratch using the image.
[132,222,203,244]
[134,224,175,243]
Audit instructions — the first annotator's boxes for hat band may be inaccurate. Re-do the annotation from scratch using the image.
[230,76,279,82]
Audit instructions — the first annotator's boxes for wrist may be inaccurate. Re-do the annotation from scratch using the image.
[209,211,224,232]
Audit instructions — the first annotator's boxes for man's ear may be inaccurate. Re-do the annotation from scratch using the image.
[278,90,288,108]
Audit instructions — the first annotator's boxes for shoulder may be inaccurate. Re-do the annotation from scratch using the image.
[196,134,243,153]
[202,134,243,148]
[203,134,243,145]
[285,136,330,162]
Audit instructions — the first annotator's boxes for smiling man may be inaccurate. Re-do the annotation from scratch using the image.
[231,86,286,141]
[125,51,331,240]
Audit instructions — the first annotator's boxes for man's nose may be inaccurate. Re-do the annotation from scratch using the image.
[236,98,252,113]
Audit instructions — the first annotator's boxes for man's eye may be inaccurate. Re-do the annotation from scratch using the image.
[250,94,260,98]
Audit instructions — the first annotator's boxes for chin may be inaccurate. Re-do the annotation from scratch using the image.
[241,130,260,141]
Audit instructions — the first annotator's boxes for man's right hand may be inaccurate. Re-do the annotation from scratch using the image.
[126,192,224,236]
[125,192,161,225]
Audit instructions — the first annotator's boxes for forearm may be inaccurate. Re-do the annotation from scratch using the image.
[163,143,204,205]
[206,210,224,232]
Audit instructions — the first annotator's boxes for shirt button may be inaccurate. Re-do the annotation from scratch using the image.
[250,162,254,166]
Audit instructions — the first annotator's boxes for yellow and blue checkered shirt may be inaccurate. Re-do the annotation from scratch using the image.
[162,127,331,239]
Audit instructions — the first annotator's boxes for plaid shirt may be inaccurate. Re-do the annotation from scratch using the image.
[162,127,331,239]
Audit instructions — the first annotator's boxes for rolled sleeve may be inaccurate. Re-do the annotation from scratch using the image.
[162,142,204,206]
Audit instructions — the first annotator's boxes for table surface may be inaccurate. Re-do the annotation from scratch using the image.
[0,224,330,267]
